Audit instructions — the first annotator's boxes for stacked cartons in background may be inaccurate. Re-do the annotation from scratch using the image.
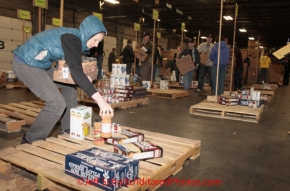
[247,40,260,84]
[224,49,235,91]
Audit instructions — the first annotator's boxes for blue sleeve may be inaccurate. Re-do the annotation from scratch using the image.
[210,47,216,61]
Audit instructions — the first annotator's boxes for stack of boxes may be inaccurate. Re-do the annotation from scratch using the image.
[269,64,283,83]
[247,40,260,84]
[224,49,235,91]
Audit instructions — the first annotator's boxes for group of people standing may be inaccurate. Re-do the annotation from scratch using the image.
[176,34,230,96]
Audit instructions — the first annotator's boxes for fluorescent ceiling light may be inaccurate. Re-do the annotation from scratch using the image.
[201,36,207,39]
[248,37,255,40]
[166,3,172,9]
[239,29,247,32]
[259,46,263,49]
[223,16,233,20]
[104,0,120,4]
[158,19,161,22]
[184,29,187,32]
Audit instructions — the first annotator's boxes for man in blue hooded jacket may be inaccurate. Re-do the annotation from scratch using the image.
[210,35,230,95]
[13,16,113,144]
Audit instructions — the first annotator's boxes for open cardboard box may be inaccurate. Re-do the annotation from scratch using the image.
[273,43,290,60]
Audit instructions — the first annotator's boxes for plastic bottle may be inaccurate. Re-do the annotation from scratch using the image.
[94,119,104,146]
[101,115,112,138]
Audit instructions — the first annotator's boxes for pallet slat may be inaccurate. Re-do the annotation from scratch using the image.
[190,101,265,123]
[147,89,190,99]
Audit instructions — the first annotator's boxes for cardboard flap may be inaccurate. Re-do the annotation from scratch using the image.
[273,44,290,60]
[176,54,195,75]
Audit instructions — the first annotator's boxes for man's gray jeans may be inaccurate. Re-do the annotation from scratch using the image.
[12,59,77,143]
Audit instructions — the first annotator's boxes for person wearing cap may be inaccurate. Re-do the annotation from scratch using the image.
[196,34,214,93]
[120,39,134,75]
[12,15,114,144]
[178,38,200,91]
[108,48,116,73]
[139,32,153,81]
[210,35,230,95]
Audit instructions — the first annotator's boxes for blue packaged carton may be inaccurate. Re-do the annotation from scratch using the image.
[65,151,126,191]
[84,147,139,184]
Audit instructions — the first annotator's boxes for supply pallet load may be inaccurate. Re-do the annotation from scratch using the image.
[80,85,149,110]
[0,126,201,191]
[0,70,25,89]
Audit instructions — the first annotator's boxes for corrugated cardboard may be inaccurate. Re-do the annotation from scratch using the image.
[135,48,149,62]
[200,53,208,65]
[273,44,290,60]
[176,54,195,75]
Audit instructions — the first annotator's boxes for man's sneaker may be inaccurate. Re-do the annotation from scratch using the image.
[60,129,70,135]
[195,89,201,93]
[21,134,30,144]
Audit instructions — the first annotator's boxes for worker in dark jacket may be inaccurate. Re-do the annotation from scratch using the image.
[178,38,200,91]
[120,39,134,74]
[12,16,113,144]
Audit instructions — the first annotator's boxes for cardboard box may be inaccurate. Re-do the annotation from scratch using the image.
[219,100,238,106]
[70,106,92,140]
[273,43,290,60]
[200,53,208,65]
[160,80,169,90]
[133,87,147,98]
[106,129,144,145]
[135,48,149,62]
[114,141,163,160]
[238,99,261,107]
[224,82,231,91]
[83,148,139,183]
[176,54,195,75]
[53,60,98,85]
[65,151,126,191]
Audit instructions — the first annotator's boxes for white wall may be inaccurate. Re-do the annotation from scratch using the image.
[0,16,32,71]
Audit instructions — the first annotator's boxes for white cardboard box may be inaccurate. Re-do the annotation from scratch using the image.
[70,106,92,140]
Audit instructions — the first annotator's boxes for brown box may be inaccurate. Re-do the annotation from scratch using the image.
[176,54,195,75]
[136,48,150,62]
[224,82,231,91]
[200,53,208,65]
[53,60,98,85]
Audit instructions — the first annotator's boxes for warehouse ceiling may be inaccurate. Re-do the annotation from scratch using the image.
[50,0,290,50]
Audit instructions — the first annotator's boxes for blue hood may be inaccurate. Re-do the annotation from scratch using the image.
[79,15,107,51]
[209,41,230,66]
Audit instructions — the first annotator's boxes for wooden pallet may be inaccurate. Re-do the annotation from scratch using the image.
[169,85,196,91]
[4,82,25,89]
[190,101,265,123]
[0,102,41,133]
[147,89,191,99]
[81,97,149,109]
[0,127,201,191]
[243,84,278,91]
[0,160,37,191]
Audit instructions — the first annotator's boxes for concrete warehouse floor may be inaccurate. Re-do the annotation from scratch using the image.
[0,86,290,191]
